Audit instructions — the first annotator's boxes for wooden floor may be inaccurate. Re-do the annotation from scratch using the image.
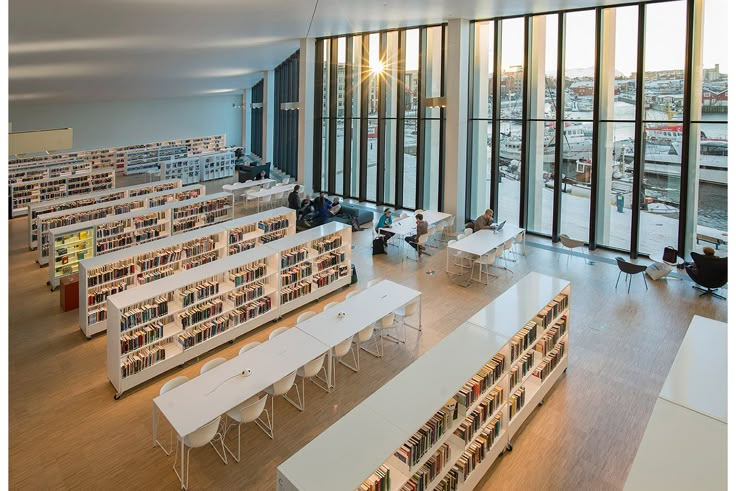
[8,185,727,490]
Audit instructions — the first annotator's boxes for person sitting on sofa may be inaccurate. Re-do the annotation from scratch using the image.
[328,197,342,217]
[254,170,267,181]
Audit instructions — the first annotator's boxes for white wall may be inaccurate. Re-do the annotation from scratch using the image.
[8,94,242,152]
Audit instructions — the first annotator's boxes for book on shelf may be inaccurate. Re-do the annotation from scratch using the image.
[400,443,451,491]
[393,399,458,469]
[455,353,505,408]
[358,465,390,491]
[532,341,566,383]
[452,388,504,445]
[508,386,526,420]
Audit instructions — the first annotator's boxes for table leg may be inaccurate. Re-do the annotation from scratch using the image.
[418,295,422,331]
[180,438,185,489]
[523,231,527,256]
[152,403,158,448]
[327,348,334,390]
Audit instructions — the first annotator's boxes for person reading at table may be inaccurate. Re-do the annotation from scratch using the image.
[473,209,495,232]
[405,213,429,256]
[288,185,301,211]
[376,208,395,246]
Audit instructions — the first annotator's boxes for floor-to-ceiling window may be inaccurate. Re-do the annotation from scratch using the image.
[467,0,726,258]
[250,80,263,158]
[273,51,299,178]
[315,24,446,209]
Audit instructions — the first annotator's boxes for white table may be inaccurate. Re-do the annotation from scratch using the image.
[246,184,296,212]
[296,280,422,388]
[446,226,525,277]
[222,178,275,193]
[378,211,453,260]
[152,328,330,487]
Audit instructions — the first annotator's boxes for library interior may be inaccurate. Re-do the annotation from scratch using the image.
[6,0,730,489]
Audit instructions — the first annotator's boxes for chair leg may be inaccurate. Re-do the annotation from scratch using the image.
[627,274,632,294]
[642,272,648,290]
[616,271,621,289]
[223,421,241,463]
[340,344,359,372]
[311,365,331,393]
[361,332,382,358]
[255,406,273,439]
[283,379,304,411]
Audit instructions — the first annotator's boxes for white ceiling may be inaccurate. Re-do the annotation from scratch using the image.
[9,0,638,104]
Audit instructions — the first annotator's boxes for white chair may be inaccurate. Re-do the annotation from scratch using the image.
[512,231,525,258]
[297,311,317,323]
[394,300,420,337]
[447,239,471,272]
[356,324,380,360]
[173,417,227,490]
[503,238,515,263]
[464,227,474,236]
[441,216,456,241]
[259,194,273,211]
[243,190,257,209]
[425,225,437,248]
[238,341,261,356]
[472,251,499,284]
[367,279,381,288]
[457,233,466,241]
[493,245,508,270]
[223,395,272,462]
[346,290,360,299]
[432,222,445,246]
[269,326,291,339]
[155,376,189,456]
[282,177,291,184]
[200,357,227,375]
[264,370,298,434]
[363,312,398,357]
[332,335,357,384]
[559,234,586,264]
[288,353,329,409]
[323,301,340,311]
[400,212,409,219]
[407,234,430,261]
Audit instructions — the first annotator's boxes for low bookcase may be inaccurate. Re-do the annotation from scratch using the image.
[277,272,569,491]
[79,207,296,338]
[106,221,351,398]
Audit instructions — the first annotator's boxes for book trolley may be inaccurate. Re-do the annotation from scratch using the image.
[10,167,116,218]
[27,179,182,250]
[106,222,352,398]
[79,207,296,338]
[277,272,570,491]
[36,184,203,266]
[47,192,233,289]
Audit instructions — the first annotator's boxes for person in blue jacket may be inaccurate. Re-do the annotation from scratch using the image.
[375,208,395,246]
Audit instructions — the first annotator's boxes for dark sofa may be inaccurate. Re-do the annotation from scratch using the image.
[237,162,271,182]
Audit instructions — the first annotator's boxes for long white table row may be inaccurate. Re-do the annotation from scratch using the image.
[152,279,421,487]
[378,210,454,260]
[446,226,526,279]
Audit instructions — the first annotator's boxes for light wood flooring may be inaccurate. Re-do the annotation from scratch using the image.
[8,184,727,490]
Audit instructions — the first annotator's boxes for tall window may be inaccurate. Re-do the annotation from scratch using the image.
[315,25,446,209]
[468,0,725,258]
[273,51,299,178]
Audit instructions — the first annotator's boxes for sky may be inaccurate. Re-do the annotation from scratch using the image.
[335,0,727,77]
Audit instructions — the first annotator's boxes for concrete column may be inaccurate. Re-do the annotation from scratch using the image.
[470,22,490,217]
[596,9,617,245]
[262,70,275,163]
[443,19,470,221]
[527,16,547,232]
[682,0,704,255]
[299,38,315,194]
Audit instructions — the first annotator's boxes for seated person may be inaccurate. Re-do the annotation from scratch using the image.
[254,170,267,181]
[473,209,495,232]
[328,197,342,216]
[376,208,395,246]
[297,198,314,223]
[405,213,429,256]
[308,192,332,227]
[288,185,301,211]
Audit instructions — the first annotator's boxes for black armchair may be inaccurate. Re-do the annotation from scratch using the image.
[615,256,648,294]
[686,252,727,299]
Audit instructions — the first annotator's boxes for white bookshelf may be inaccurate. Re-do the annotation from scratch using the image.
[10,168,116,218]
[169,192,234,234]
[123,145,188,176]
[27,179,182,250]
[161,156,200,185]
[47,192,232,289]
[199,151,236,181]
[36,185,204,266]
[624,315,727,491]
[8,134,225,173]
[277,272,570,491]
[105,220,351,397]
[9,159,90,184]
[78,207,296,338]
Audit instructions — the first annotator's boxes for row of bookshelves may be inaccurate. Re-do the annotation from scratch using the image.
[36,184,201,265]
[277,272,570,491]
[160,150,236,185]
[10,168,116,218]
[78,207,296,338]
[123,145,188,175]
[9,134,226,174]
[9,159,90,185]
[47,192,234,289]
[106,221,353,397]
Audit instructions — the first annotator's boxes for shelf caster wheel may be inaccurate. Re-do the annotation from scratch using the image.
[114,393,121,400]
[46,280,50,285]
[86,336,92,340]
[539,399,544,406]
[564,368,568,373]
[229,340,234,344]
[506,443,513,452]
